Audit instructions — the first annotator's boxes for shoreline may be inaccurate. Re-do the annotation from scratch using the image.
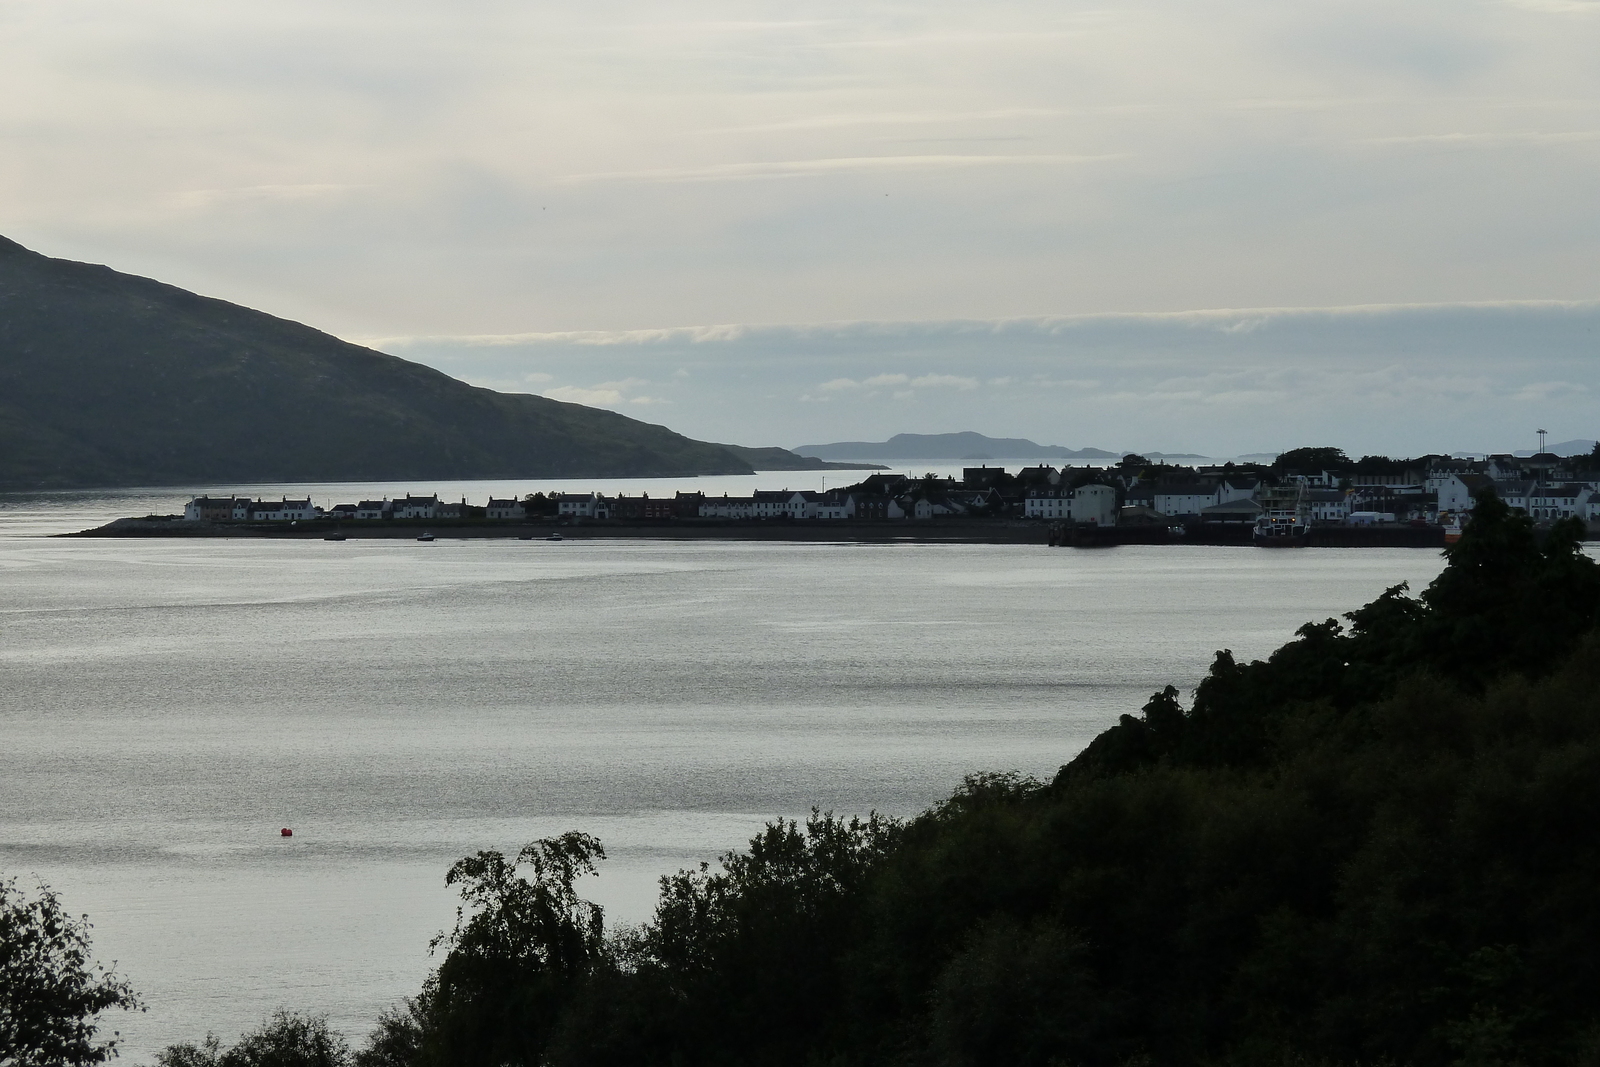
[60,516,1491,547]
[65,516,1053,544]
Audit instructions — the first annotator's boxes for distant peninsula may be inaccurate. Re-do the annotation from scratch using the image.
[792,431,1210,464]
[714,444,886,472]
[0,236,865,490]
[794,431,1134,463]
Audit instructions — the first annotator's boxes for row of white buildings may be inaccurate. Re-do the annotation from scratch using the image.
[184,494,526,522]
[1432,473,1598,522]
[181,463,1600,529]
[1028,469,1600,527]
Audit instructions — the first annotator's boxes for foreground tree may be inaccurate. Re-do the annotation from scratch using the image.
[418,833,608,1067]
[0,877,141,1066]
[157,1011,350,1067]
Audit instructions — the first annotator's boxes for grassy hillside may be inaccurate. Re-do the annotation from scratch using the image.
[0,237,752,488]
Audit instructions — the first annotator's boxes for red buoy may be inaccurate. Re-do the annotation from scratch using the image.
[280,828,293,837]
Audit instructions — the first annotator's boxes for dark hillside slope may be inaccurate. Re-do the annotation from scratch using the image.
[0,237,751,488]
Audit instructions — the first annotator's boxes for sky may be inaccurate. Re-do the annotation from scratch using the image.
[3,0,1599,455]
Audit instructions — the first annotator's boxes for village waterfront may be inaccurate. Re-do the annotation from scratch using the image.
[0,479,1491,1060]
[68,450,1600,549]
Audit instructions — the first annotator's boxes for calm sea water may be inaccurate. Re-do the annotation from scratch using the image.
[0,483,1453,1062]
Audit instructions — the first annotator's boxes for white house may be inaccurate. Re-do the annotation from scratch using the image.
[744,490,816,519]
[485,498,524,520]
[1434,473,1493,514]
[1218,478,1258,504]
[1306,490,1350,523]
[1526,483,1591,521]
[1153,481,1221,518]
[248,498,317,521]
[816,492,855,520]
[393,495,439,520]
[1070,484,1118,526]
[183,496,239,521]
[699,495,757,519]
[1485,455,1526,481]
[1024,488,1071,520]
[557,493,603,518]
[789,491,822,519]
[913,497,963,519]
[354,499,389,520]
[1488,480,1529,513]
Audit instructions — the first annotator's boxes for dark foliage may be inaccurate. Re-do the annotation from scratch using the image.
[1352,454,1413,474]
[350,995,429,1067]
[418,833,608,1066]
[157,1011,350,1067]
[1271,446,1351,472]
[356,491,1600,1066]
[1072,492,1599,778]
[0,235,751,489]
[0,877,141,1067]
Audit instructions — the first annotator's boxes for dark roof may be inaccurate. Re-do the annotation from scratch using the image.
[1153,479,1217,494]
[1201,499,1263,517]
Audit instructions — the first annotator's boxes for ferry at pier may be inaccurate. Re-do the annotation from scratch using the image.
[1253,486,1309,547]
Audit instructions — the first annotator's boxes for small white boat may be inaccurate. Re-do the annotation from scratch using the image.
[545,532,563,542]
[417,532,435,542]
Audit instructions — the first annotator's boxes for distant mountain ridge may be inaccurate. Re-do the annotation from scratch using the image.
[794,432,1124,463]
[1518,439,1596,457]
[714,445,885,472]
[0,236,790,489]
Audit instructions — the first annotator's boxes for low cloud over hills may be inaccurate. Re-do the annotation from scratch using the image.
[381,303,1600,460]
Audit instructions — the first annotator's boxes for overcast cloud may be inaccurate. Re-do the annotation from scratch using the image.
[378,302,1599,456]
[3,0,1598,452]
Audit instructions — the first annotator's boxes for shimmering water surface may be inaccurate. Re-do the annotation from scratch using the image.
[0,483,1452,1061]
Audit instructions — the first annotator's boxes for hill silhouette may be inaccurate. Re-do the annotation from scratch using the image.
[794,432,1120,462]
[0,237,755,489]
